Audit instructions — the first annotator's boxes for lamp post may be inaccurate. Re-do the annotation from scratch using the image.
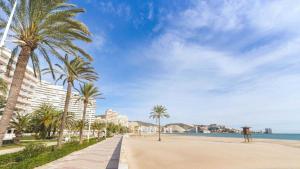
[87,111,92,142]
[0,0,17,48]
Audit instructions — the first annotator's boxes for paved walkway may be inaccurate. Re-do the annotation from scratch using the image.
[36,136,123,169]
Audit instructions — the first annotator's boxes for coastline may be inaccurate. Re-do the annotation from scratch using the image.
[168,132,300,141]
[164,134,300,148]
[124,135,300,169]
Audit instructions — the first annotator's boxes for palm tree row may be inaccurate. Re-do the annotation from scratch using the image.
[45,54,98,147]
[0,0,100,147]
[9,103,116,144]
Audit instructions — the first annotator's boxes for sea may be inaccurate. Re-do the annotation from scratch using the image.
[178,133,300,141]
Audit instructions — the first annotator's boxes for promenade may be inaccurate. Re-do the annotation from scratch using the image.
[36,136,123,169]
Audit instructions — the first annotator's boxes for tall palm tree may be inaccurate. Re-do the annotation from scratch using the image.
[0,0,92,146]
[77,83,101,144]
[45,55,97,147]
[149,105,170,141]
[9,112,30,144]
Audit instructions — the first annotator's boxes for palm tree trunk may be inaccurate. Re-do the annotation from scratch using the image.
[47,124,52,138]
[158,117,161,141]
[14,132,22,144]
[79,101,88,144]
[57,81,72,148]
[52,126,57,137]
[0,46,31,146]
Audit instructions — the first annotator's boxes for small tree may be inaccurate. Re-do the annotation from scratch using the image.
[72,120,87,140]
[92,121,106,140]
[30,104,59,139]
[149,105,170,141]
[10,112,30,144]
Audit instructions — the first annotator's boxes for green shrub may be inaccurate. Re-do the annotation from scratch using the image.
[0,138,103,169]
[21,143,47,159]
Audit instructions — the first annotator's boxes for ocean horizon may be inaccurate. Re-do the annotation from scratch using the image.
[173,133,300,141]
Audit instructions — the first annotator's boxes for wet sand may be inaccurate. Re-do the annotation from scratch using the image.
[124,135,300,169]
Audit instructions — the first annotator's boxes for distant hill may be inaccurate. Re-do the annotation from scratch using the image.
[129,121,158,127]
[165,123,194,130]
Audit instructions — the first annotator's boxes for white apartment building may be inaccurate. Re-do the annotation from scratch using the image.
[0,47,96,121]
[96,109,128,127]
[29,81,96,121]
[0,47,38,114]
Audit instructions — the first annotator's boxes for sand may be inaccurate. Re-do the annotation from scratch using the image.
[124,135,300,169]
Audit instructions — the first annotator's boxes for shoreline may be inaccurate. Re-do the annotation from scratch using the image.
[163,132,300,141]
[124,135,300,169]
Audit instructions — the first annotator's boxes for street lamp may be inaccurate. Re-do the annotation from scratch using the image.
[87,111,91,142]
[0,0,17,48]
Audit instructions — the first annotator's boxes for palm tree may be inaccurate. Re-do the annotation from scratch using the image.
[72,119,87,140]
[9,112,30,144]
[45,55,97,147]
[0,0,92,146]
[91,120,106,140]
[149,105,170,141]
[30,104,58,139]
[77,83,101,144]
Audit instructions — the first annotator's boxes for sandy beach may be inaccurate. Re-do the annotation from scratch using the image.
[124,135,300,169]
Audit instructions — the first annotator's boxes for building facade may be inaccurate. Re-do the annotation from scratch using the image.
[29,81,96,121]
[96,109,128,127]
[128,121,158,135]
[0,47,38,114]
[0,47,96,121]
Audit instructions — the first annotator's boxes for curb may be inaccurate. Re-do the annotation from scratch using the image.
[118,135,129,169]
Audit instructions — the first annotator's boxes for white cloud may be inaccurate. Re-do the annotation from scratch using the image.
[104,0,300,132]
[174,0,300,34]
[87,1,131,19]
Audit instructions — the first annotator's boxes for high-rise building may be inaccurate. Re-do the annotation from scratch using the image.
[29,81,96,121]
[264,128,272,134]
[0,47,38,114]
[0,48,96,121]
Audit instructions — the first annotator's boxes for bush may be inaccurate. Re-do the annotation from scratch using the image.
[0,138,103,169]
[20,143,47,159]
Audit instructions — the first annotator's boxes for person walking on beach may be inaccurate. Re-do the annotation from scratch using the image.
[242,126,251,142]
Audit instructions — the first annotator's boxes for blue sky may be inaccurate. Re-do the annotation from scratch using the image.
[66,0,300,133]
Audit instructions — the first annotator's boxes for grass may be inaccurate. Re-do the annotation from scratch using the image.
[0,144,23,150]
[0,137,104,169]
[0,139,56,151]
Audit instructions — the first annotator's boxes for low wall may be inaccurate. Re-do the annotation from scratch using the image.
[118,135,129,169]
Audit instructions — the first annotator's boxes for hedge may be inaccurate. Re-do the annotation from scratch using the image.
[0,137,104,169]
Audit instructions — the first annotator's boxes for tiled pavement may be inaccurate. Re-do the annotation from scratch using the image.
[36,136,123,169]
